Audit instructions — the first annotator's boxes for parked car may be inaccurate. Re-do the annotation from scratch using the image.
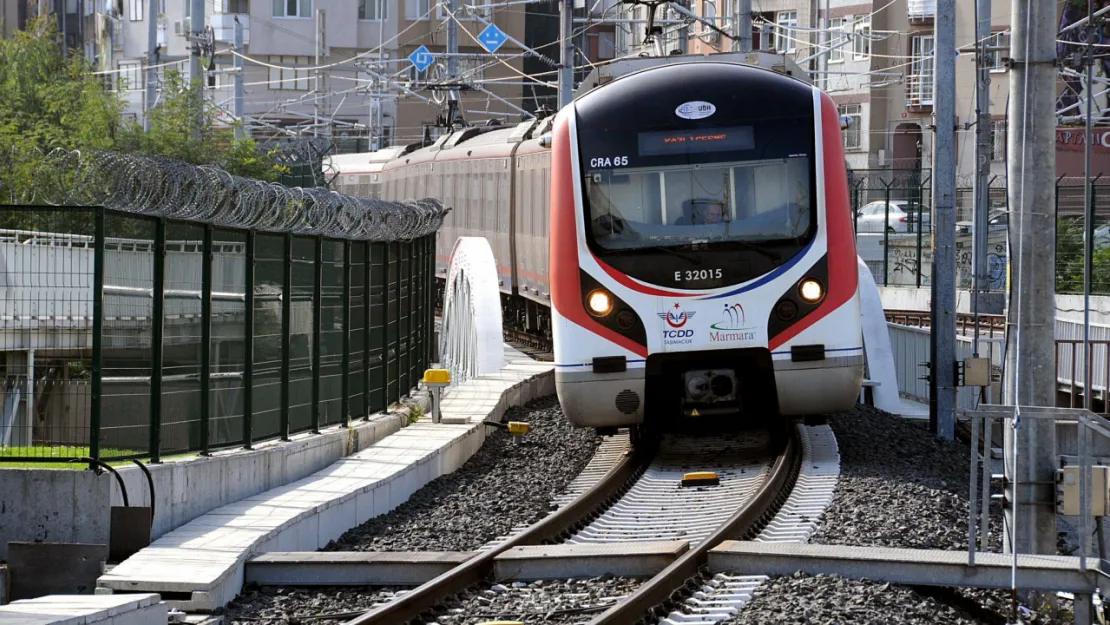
[956,209,1008,235]
[855,200,928,233]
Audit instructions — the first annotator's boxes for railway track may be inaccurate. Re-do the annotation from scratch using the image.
[342,423,803,625]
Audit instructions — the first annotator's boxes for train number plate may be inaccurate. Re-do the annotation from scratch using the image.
[675,269,722,282]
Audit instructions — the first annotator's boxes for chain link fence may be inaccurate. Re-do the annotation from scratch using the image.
[1,150,443,464]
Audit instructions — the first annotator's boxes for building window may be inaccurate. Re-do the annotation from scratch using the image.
[457,56,487,80]
[118,62,143,90]
[129,0,142,21]
[908,35,934,105]
[408,63,429,83]
[272,0,311,18]
[989,31,1009,72]
[359,0,385,20]
[405,0,430,19]
[990,119,1006,161]
[598,31,615,59]
[702,0,718,41]
[839,103,862,149]
[852,17,871,59]
[828,17,844,63]
[214,0,250,13]
[268,56,310,90]
[775,11,797,53]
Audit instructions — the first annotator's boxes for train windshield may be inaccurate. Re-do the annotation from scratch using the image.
[584,156,810,250]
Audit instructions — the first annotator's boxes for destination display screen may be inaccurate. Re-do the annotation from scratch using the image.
[637,126,755,157]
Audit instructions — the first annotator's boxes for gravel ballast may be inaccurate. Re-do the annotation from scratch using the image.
[724,405,1068,625]
[325,394,600,552]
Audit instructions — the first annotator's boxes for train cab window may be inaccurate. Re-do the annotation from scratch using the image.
[584,156,810,250]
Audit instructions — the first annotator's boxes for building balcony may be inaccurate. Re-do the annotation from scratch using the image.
[210,13,249,45]
[907,0,935,23]
[905,74,934,109]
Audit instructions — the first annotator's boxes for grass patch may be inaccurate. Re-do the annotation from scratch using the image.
[0,446,197,469]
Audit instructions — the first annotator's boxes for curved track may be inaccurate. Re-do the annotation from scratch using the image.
[343,423,800,625]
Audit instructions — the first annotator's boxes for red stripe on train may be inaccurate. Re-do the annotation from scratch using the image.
[549,115,649,358]
[768,92,859,351]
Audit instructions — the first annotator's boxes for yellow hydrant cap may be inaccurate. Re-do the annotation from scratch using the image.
[507,421,531,436]
[423,369,451,385]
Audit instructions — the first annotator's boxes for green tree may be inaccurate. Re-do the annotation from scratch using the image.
[119,70,285,181]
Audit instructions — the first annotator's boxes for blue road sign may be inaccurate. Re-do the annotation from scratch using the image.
[409,45,434,72]
[478,23,508,53]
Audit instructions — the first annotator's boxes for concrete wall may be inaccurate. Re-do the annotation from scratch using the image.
[0,470,111,561]
[0,407,416,561]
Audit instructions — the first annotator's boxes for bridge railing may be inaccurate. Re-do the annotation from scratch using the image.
[0,150,445,465]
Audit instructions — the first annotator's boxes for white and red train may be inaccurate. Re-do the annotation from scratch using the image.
[330,59,864,432]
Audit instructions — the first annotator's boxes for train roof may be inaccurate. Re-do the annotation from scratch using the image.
[325,147,406,174]
[574,51,810,100]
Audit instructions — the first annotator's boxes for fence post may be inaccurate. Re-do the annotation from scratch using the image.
[200,224,213,455]
[1056,175,1065,293]
[384,243,393,406]
[852,179,863,235]
[150,217,166,463]
[280,233,292,441]
[916,179,926,288]
[91,207,105,468]
[364,241,372,419]
[883,181,892,287]
[312,236,322,434]
[341,239,351,427]
[243,229,255,449]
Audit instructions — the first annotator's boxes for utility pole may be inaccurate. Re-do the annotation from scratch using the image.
[189,0,205,138]
[737,0,752,52]
[970,0,990,359]
[446,0,460,124]
[1083,2,1097,411]
[144,0,158,131]
[558,0,574,108]
[1003,0,1057,560]
[314,9,324,137]
[929,0,957,440]
[234,17,244,140]
[819,0,829,90]
[189,0,204,87]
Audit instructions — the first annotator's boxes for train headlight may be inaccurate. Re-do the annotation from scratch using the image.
[799,279,824,303]
[587,290,614,316]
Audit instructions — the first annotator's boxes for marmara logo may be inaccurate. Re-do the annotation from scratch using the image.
[711,303,750,330]
[658,302,696,328]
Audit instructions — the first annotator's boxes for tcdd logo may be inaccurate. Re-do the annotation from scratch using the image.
[658,303,696,328]
[663,329,695,339]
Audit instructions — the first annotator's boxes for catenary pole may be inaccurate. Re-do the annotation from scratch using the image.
[1002,0,1058,564]
[558,0,574,108]
[930,0,957,440]
[971,0,991,357]
[737,0,752,52]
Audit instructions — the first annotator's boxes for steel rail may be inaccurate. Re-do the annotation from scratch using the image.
[343,432,654,625]
[586,424,802,625]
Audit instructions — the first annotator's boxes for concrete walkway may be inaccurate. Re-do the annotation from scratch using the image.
[95,345,553,612]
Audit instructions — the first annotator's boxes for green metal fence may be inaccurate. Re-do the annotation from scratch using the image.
[0,205,436,464]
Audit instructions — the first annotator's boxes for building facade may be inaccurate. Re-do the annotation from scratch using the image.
[93,0,527,147]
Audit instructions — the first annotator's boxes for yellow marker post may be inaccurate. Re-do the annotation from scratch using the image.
[422,369,451,423]
[507,421,530,445]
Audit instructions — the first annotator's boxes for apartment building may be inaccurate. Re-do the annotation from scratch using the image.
[100,0,527,147]
[2,1,25,37]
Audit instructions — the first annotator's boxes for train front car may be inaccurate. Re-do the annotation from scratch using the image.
[550,61,863,432]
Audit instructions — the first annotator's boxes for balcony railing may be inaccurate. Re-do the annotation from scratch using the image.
[907,0,936,22]
[905,73,934,108]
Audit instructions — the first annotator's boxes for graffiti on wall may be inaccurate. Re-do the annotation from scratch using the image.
[877,232,1008,290]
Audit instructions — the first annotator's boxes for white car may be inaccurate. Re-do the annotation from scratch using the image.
[855,200,924,233]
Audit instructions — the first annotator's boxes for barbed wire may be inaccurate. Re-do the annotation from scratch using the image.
[0,148,448,242]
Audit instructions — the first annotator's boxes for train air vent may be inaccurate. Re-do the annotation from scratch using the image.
[615,390,640,414]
